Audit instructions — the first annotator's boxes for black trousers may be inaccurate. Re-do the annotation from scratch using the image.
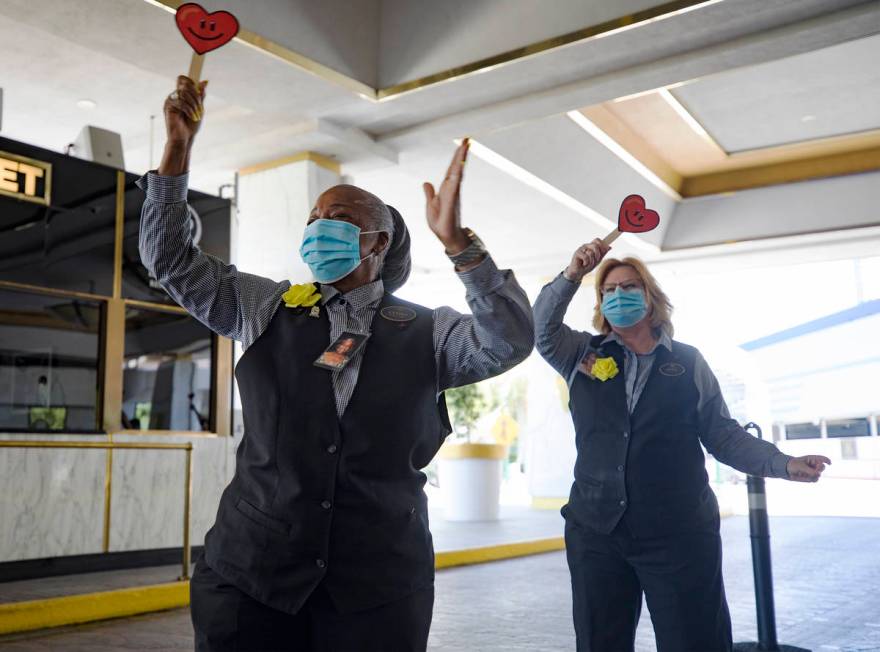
[565,517,732,652]
[190,560,434,652]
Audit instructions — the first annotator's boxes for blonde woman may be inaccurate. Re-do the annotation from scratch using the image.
[533,239,831,652]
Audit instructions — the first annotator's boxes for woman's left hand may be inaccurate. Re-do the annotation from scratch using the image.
[423,139,472,254]
[786,455,832,482]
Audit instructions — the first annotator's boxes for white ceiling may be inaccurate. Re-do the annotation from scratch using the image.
[672,34,880,152]
[1,0,879,283]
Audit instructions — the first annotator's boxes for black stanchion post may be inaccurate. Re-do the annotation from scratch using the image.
[733,422,809,652]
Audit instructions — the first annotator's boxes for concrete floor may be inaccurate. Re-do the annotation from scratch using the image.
[2,516,879,651]
[0,506,564,604]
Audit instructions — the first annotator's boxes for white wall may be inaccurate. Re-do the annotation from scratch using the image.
[746,312,880,423]
[235,159,340,285]
[664,170,880,250]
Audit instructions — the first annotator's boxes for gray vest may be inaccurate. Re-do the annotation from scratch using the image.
[204,294,450,614]
[564,335,720,538]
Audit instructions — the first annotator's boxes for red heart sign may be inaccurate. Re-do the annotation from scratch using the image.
[176,3,240,55]
[618,194,660,234]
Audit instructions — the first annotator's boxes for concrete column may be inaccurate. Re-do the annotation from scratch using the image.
[235,152,341,284]
[228,153,341,470]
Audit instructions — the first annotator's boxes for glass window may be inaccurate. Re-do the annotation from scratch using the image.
[122,306,214,431]
[826,418,870,438]
[784,422,822,440]
[0,137,117,296]
[0,287,102,432]
[121,173,231,306]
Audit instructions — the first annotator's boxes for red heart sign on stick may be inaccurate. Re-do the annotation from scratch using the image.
[176,3,239,55]
[602,194,660,245]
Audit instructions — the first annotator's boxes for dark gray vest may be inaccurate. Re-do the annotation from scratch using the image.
[563,335,719,538]
[204,294,450,614]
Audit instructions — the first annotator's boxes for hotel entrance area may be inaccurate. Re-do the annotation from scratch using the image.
[1,1,879,650]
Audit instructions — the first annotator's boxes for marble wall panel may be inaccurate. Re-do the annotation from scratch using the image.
[0,434,107,561]
[109,434,229,552]
[1,433,231,561]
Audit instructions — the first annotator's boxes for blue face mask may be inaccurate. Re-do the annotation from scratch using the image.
[601,287,648,328]
[299,219,382,284]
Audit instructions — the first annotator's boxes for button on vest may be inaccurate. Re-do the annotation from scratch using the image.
[564,336,719,538]
[203,294,450,615]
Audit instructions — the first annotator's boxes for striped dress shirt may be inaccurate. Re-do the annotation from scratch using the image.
[533,272,792,479]
[136,172,534,417]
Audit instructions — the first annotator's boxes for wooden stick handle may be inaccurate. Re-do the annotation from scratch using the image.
[188,53,205,83]
[602,228,621,246]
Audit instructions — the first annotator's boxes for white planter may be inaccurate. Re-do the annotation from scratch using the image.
[437,443,507,521]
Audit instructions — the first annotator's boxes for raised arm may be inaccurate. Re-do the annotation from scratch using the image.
[420,141,534,390]
[534,239,610,381]
[139,76,286,348]
[434,257,534,390]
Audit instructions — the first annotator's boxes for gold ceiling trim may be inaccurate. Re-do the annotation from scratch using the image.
[144,0,717,102]
[723,129,880,169]
[585,86,880,197]
[577,106,684,194]
[681,146,880,197]
[238,151,341,177]
[376,0,718,100]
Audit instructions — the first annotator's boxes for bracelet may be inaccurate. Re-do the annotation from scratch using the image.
[447,228,487,267]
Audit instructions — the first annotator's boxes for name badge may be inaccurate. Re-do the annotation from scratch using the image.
[659,362,685,377]
[314,331,370,371]
[380,306,417,323]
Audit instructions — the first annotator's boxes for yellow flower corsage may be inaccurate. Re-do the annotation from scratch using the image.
[282,283,321,308]
[591,356,619,382]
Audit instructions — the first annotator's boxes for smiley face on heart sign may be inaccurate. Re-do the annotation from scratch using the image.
[618,194,660,234]
[176,3,240,55]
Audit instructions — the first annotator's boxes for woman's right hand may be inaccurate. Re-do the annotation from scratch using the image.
[563,238,611,282]
[158,76,207,176]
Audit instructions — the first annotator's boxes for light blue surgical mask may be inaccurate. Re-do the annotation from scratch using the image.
[601,287,648,328]
[299,219,382,284]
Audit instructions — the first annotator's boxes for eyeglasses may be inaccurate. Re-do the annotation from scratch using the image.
[601,281,643,296]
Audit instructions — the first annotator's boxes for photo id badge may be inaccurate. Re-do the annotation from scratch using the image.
[577,351,597,378]
[313,331,370,371]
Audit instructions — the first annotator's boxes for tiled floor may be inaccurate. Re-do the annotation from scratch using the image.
[2,516,879,651]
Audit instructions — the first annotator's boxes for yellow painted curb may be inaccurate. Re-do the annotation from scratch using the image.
[437,442,508,460]
[435,537,565,569]
[0,538,566,635]
[531,496,567,510]
[0,581,189,636]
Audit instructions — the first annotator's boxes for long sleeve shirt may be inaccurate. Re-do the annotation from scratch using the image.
[136,172,534,417]
[534,272,792,479]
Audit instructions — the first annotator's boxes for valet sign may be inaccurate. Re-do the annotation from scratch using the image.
[0,150,52,206]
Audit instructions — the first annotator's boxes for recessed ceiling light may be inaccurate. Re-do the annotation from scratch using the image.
[76,99,97,109]
[801,115,816,122]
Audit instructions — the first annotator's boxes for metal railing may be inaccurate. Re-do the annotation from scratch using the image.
[0,440,194,580]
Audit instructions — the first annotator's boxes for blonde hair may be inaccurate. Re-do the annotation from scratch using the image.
[592,257,674,339]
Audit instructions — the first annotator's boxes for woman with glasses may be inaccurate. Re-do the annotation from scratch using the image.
[534,238,831,652]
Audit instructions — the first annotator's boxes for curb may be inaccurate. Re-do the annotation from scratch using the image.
[0,538,565,635]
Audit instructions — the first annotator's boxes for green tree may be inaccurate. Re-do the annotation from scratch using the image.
[444,383,486,441]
